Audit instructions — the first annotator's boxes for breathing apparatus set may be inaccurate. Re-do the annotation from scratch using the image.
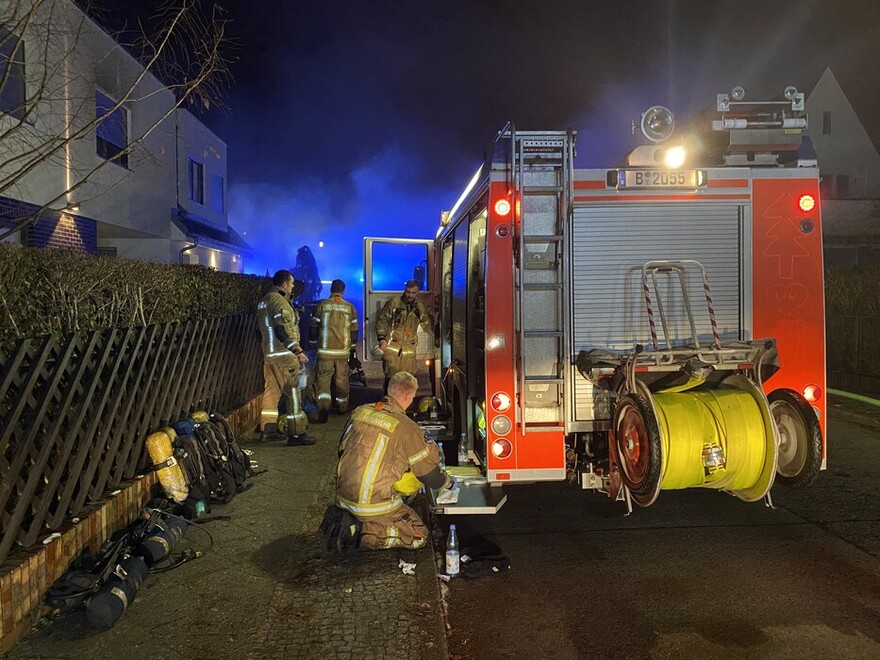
[43,410,255,630]
[45,502,214,628]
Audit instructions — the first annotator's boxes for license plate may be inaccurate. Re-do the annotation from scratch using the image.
[619,170,700,189]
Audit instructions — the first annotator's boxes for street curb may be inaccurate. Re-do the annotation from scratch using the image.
[828,406,880,432]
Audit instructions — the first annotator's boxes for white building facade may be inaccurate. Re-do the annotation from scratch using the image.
[805,67,880,267]
[0,0,249,271]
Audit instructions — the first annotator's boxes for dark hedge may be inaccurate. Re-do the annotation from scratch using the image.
[1,244,874,349]
[825,266,880,318]
[0,244,269,349]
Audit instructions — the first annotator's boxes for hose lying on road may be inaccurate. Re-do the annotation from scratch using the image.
[828,388,880,408]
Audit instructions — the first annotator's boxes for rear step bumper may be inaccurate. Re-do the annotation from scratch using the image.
[429,472,507,515]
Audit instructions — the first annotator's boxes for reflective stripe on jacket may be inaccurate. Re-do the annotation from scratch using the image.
[335,397,441,517]
[375,296,431,351]
[311,294,358,359]
[258,287,303,359]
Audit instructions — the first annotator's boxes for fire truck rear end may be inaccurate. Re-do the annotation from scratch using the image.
[365,86,825,514]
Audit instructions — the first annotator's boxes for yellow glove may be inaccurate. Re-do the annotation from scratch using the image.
[393,470,422,496]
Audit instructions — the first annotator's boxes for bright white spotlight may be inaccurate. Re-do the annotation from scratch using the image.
[664,146,686,169]
[318,241,324,248]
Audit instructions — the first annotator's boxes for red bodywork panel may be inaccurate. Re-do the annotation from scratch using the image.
[485,181,567,473]
[751,178,826,453]
[483,174,826,474]
[484,181,519,472]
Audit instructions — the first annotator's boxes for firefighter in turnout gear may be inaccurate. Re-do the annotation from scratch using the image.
[309,279,359,422]
[257,270,315,446]
[325,371,456,552]
[375,279,433,392]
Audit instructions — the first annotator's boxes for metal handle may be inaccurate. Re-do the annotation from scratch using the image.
[513,130,528,438]
[641,259,720,350]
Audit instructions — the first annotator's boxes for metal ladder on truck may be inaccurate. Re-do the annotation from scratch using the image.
[508,129,574,433]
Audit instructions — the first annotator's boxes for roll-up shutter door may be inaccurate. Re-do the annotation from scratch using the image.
[570,202,743,421]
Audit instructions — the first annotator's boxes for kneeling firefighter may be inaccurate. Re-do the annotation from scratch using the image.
[326,371,455,552]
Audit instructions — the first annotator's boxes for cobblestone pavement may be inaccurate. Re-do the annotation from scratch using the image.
[7,377,447,660]
[12,383,871,658]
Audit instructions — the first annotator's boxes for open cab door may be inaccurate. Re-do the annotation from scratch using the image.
[363,237,435,363]
[365,238,506,515]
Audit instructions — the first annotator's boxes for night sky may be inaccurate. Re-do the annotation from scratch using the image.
[100,1,880,283]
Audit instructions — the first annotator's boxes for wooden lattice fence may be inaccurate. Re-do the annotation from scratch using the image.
[0,314,261,563]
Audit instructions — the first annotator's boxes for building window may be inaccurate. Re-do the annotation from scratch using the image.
[823,111,832,135]
[0,27,26,120]
[188,158,204,204]
[95,90,128,168]
[209,173,225,213]
[836,174,850,199]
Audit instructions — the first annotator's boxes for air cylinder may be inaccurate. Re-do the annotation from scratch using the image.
[134,516,188,565]
[86,555,149,628]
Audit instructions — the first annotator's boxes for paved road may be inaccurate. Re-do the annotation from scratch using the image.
[442,416,880,659]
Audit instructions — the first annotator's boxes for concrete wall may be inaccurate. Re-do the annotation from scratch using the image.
[177,109,228,229]
[0,1,176,242]
[0,0,238,269]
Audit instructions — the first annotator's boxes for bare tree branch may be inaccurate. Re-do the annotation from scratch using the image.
[0,0,232,239]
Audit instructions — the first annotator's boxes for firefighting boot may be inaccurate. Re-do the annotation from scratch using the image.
[320,505,344,552]
[286,434,316,446]
[335,511,362,557]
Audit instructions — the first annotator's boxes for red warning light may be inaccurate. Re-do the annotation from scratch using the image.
[494,198,512,217]
[798,194,816,212]
[491,438,513,459]
[491,392,512,412]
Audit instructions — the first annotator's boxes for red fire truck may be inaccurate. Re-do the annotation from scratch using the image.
[364,86,825,514]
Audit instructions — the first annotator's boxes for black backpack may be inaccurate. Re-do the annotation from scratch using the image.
[209,413,253,491]
[193,421,238,504]
[171,433,212,511]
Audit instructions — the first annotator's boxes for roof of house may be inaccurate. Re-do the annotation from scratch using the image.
[806,66,880,155]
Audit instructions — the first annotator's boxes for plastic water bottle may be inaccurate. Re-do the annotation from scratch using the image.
[445,524,460,577]
[458,432,468,465]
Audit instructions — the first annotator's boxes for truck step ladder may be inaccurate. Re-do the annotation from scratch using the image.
[506,129,573,433]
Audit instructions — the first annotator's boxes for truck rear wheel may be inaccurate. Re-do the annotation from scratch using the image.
[613,393,663,506]
[769,388,822,486]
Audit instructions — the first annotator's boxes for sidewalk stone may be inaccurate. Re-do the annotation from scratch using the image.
[7,383,446,660]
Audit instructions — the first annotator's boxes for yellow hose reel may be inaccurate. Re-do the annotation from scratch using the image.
[613,374,779,507]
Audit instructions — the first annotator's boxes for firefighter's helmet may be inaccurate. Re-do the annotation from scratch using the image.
[418,397,436,414]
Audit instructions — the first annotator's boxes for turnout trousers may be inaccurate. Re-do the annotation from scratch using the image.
[381,347,418,379]
[261,355,309,436]
[314,357,350,413]
[357,504,429,550]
